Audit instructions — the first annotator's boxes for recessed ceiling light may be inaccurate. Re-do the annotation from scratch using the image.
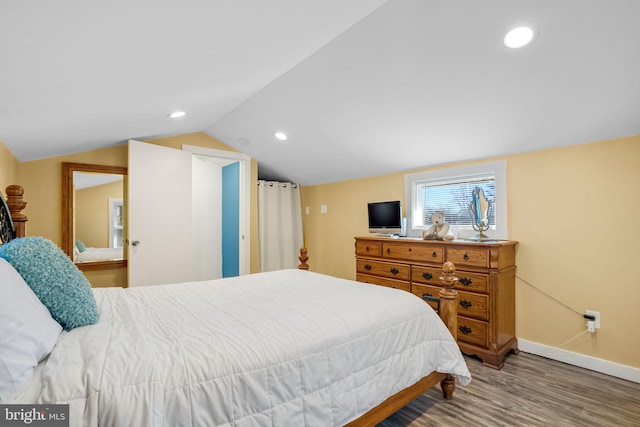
[274,132,288,141]
[168,111,186,118]
[503,25,536,49]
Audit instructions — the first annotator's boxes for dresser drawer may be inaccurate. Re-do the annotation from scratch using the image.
[356,259,410,281]
[412,283,488,321]
[411,266,442,286]
[413,266,488,294]
[411,283,442,311]
[382,242,444,263]
[355,240,381,257]
[447,247,489,268]
[455,271,489,294]
[356,273,410,292]
[457,316,488,347]
[456,291,488,321]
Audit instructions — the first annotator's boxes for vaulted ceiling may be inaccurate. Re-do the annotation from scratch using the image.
[2,1,639,185]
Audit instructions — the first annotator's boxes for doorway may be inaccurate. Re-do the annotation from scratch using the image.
[128,140,251,286]
[184,145,251,278]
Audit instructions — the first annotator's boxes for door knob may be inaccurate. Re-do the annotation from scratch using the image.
[131,240,140,247]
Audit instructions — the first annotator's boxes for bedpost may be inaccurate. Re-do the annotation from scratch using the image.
[438,261,458,340]
[438,261,459,399]
[6,185,27,238]
[297,247,309,270]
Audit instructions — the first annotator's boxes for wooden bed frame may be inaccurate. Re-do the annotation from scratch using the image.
[2,185,461,426]
[1,185,27,241]
[337,258,459,426]
[296,230,462,425]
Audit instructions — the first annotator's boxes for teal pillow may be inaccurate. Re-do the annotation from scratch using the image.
[75,239,86,252]
[0,237,98,330]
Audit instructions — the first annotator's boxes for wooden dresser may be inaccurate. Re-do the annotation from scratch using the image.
[355,236,518,369]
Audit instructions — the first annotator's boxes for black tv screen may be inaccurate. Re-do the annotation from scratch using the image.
[368,201,402,234]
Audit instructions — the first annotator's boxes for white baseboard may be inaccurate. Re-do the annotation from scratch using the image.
[518,339,640,384]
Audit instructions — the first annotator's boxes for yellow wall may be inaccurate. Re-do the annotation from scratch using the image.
[19,145,128,244]
[143,132,239,152]
[0,139,20,194]
[301,135,640,369]
[76,180,123,248]
[13,132,259,286]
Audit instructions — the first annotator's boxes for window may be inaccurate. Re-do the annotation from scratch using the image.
[404,161,507,240]
[109,198,124,248]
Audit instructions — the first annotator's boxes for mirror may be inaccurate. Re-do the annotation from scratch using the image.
[469,187,491,240]
[62,162,128,271]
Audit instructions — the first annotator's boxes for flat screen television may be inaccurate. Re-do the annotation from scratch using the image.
[368,200,404,236]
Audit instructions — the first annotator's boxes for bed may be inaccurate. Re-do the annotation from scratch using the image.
[74,246,124,263]
[0,185,471,426]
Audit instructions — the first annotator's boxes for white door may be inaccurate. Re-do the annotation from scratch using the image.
[128,140,193,286]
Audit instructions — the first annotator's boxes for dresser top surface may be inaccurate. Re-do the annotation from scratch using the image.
[355,236,518,248]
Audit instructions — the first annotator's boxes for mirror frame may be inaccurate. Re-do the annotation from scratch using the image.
[62,162,128,271]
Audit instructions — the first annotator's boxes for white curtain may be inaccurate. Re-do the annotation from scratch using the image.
[258,180,304,272]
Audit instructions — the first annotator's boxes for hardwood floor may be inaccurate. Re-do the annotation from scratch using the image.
[378,352,640,427]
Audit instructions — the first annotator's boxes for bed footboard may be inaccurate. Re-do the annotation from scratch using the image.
[1,185,27,242]
[346,261,460,426]
[299,250,461,426]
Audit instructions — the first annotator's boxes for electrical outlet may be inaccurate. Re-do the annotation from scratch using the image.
[586,310,600,329]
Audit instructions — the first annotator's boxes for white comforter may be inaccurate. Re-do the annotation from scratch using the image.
[14,269,471,427]
[75,247,123,263]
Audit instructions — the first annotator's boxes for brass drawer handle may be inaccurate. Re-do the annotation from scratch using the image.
[387,248,391,254]
[390,267,399,275]
[460,300,473,309]
[364,264,372,270]
[459,326,472,334]
[422,292,432,297]
[463,253,469,260]
[459,277,472,286]
[422,272,433,280]
[432,251,437,258]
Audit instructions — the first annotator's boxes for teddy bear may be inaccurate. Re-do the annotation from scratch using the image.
[421,211,454,241]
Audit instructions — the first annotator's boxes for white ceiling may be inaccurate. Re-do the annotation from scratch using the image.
[2,0,639,186]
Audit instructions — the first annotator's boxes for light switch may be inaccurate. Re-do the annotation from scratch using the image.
[320,204,327,214]
[305,206,310,215]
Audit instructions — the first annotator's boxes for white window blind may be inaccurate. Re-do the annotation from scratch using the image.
[418,175,496,226]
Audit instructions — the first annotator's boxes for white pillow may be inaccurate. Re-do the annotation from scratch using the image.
[0,257,62,402]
